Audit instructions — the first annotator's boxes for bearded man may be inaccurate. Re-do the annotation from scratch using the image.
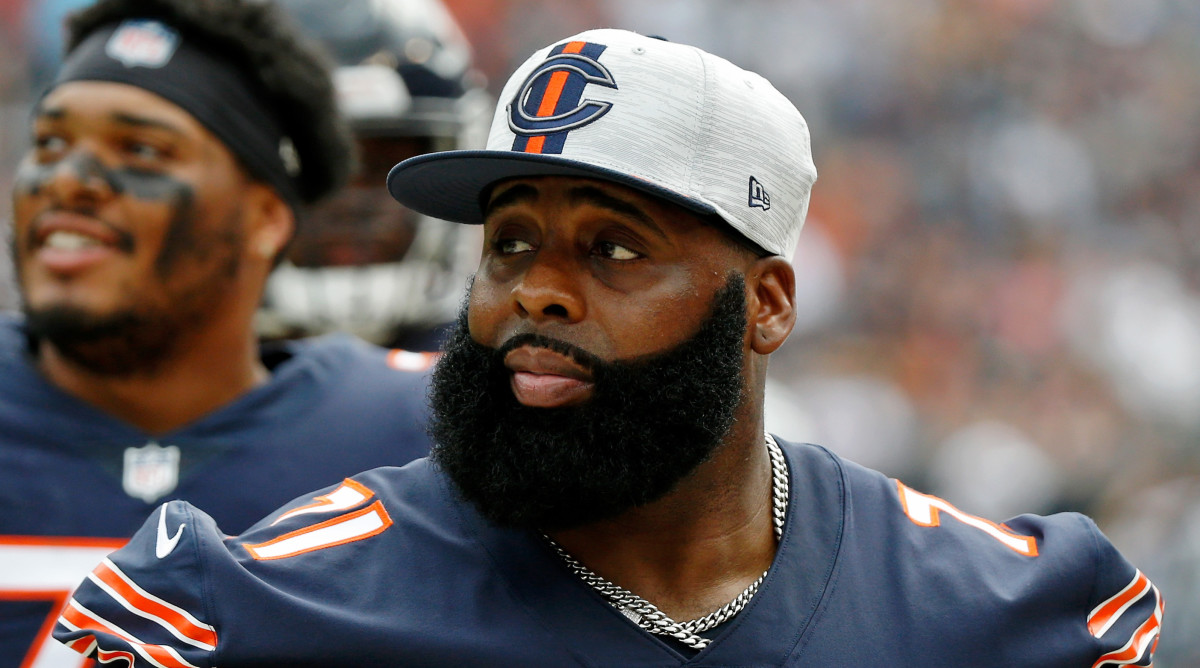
[53,28,1161,667]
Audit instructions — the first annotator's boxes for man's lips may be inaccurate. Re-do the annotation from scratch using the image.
[504,345,595,408]
[28,210,128,274]
[31,210,123,248]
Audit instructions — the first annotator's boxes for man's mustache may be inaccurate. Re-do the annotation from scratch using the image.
[494,333,603,373]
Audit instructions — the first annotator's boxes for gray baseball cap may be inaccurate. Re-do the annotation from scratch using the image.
[387,28,817,258]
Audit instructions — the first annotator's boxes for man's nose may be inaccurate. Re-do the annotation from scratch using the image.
[510,247,586,324]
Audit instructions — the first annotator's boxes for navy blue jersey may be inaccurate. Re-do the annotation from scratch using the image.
[0,313,435,668]
[53,439,1161,667]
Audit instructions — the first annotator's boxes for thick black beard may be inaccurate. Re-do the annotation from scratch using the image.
[429,275,748,531]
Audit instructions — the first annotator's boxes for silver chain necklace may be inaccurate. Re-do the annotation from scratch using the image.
[546,434,789,650]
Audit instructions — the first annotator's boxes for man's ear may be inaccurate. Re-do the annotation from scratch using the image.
[747,256,796,355]
[244,184,295,264]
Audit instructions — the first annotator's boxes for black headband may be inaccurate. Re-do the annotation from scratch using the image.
[51,19,302,211]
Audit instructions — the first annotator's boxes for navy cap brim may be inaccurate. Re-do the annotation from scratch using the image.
[386,150,720,224]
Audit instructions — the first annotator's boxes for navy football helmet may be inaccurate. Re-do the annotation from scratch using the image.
[262,0,490,349]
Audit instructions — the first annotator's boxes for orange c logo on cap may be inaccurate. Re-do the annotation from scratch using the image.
[508,41,617,154]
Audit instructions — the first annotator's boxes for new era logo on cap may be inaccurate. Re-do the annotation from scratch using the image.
[748,176,771,210]
[106,19,180,69]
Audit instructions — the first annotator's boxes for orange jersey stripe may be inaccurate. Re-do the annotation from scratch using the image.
[0,535,125,549]
[65,635,94,653]
[1091,595,1163,668]
[94,648,136,665]
[61,601,199,668]
[1088,570,1151,637]
[92,560,217,649]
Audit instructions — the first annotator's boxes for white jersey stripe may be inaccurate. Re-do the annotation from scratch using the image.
[1091,587,1163,668]
[99,559,214,641]
[87,561,215,650]
[62,600,200,668]
[58,614,144,668]
[1088,573,1151,639]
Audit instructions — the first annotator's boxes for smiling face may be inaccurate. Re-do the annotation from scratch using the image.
[11,81,265,373]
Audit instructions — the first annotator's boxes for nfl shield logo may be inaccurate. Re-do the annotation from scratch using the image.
[123,442,181,503]
[105,19,180,68]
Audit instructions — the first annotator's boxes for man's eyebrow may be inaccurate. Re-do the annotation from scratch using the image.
[31,106,187,136]
[486,183,539,215]
[568,186,666,239]
[32,103,65,121]
[110,111,185,135]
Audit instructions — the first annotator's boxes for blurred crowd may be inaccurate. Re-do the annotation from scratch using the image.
[3,0,1198,663]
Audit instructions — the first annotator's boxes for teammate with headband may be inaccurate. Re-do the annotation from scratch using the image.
[1,1,434,665]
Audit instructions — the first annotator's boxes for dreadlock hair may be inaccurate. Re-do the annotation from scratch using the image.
[64,0,354,204]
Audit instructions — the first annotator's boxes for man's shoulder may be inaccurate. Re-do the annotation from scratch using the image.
[69,460,461,603]
[56,451,634,665]
[269,333,437,386]
[251,461,451,531]
[52,461,477,662]
[771,437,1161,666]
[251,333,436,420]
[773,435,1097,558]
[778,436,1102,567]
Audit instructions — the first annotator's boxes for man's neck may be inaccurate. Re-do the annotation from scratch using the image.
[37,327,269,435]
[546,420,777,623]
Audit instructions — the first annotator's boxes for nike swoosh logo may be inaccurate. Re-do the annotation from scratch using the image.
[155,504,185,559]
